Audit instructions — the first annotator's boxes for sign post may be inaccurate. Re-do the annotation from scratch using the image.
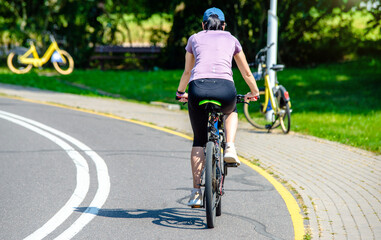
[266,0,278,88]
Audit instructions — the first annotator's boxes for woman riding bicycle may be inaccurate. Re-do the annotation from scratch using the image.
[176,7,260,207]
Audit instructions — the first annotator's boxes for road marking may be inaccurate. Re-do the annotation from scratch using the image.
[1,96,304,239]
[239,157,305,240]
[0,110,90,240]
[0,110,110,240]
[54,139,110,239]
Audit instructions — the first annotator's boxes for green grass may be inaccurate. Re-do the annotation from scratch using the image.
[0,57,380,153]
[270,58,381,153]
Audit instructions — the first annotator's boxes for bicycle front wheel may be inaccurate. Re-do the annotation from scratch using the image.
[52,50,74,75]
[7,52,32,74]
[279,103,291,134]
[205,141,217,228]
[243,89,280,129]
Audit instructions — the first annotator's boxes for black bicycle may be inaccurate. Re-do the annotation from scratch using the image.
[199,95,246,228]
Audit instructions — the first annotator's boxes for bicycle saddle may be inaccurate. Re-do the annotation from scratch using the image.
[199,100,222,112]
[271,64,285,71]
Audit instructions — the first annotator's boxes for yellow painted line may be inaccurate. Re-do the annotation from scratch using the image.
[239,157,305,240]
[2,94,304,239]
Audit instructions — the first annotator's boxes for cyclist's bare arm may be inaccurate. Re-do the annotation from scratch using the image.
[176,52,195,102]
[234,51,259,101]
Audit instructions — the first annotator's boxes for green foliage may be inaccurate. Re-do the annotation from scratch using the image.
[0,0,172,67]
[164,0,381,68]
[165,0,269,68]
[0,0,104,66]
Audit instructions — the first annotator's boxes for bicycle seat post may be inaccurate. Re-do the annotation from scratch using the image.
[206,104,222,142]
[50,34,56,43]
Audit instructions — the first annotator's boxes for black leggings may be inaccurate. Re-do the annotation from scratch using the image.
[188,79,237,147]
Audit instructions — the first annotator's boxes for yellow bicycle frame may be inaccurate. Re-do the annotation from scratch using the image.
[262,74,279,115]
[19,41,67,67]
[260,65,292,115]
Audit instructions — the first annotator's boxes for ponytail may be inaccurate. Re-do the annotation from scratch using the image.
[203,14,225,30]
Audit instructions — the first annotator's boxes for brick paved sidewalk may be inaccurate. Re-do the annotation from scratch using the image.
[1,83,380,239]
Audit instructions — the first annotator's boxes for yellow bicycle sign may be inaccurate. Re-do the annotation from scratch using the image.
[7,34,74,75]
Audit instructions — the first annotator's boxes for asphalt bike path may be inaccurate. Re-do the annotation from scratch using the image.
[1,83,380,239]
[0,97,293,239]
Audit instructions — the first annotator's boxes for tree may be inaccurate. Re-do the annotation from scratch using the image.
[0,0,104,66]
[164,0,375,68]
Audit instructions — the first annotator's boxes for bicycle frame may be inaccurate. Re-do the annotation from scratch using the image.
[19,41,67,67]
[263,73,279,115]
[207,109,224,177]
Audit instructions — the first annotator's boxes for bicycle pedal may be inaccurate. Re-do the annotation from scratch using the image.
[191,205,202,208]
[225,163,238,168]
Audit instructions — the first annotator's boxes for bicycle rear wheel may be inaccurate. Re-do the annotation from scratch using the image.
[205,141,217,228]
[243,88,280,129]
[279,103,291,134]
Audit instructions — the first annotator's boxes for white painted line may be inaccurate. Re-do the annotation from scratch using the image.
[0,110,111,239]
[0,111,90,240]
[55,149,110,240]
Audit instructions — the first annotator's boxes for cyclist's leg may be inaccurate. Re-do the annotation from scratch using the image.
[187,147,204,206]
[223,112,240,165]
[224,112,238,143]
[188,80,209,189]
[210,80,240,164]
[191,147,204,188]
[186,80,210,206]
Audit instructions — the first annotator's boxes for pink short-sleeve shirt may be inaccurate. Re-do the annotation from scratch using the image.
[185,30,242,82]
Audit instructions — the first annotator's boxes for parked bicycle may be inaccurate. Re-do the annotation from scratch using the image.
[197,95,246,228]
[243,43,291,133]
[7,33,74,75]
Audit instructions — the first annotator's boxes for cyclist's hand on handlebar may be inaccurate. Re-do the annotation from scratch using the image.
[245,92,259,102]
[176,92,188,102]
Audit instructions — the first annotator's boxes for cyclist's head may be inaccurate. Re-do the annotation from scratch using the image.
[202,7,225,30]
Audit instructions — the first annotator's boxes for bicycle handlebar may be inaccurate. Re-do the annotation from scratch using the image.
[249,42,275,67]
[236,94,245,103]
[176,94,258,103]
[255,43,274,62]
[237,94,259,103]
[257,42,274,55]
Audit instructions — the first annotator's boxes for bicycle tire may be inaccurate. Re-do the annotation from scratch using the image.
[280,103,291,134]
[205,141,216,228]
[216,146,222,217]
[243,89,281,129]
[52,50,74,75]
[7,52,32,74]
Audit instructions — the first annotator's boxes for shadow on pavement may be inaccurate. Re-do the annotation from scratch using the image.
[75,207,207,229]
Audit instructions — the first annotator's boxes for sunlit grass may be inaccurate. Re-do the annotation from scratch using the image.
[292,111,380,152]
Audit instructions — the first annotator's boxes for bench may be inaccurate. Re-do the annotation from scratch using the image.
[91,45,162,69]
